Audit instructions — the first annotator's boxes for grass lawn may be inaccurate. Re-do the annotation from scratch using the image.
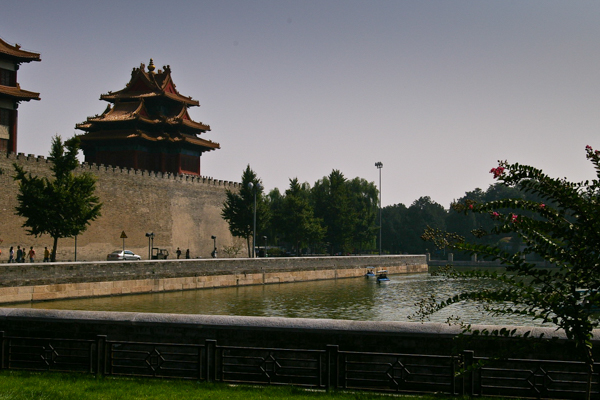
[0,370,509,400]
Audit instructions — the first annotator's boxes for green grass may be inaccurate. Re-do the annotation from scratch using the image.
[0,370,520,400]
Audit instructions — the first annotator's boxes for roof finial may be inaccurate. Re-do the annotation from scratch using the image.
[148,59,155,73]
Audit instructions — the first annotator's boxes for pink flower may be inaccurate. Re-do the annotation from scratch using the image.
[491,211,500,219]
[539,203,545,209]
[468,204,474,210]
[490,166,505,179]
[511,214,518,223]
[586,145,593,150]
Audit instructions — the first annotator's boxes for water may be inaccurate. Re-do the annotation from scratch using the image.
[6,272,550,327]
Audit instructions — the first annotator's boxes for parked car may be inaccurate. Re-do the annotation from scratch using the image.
[107,250,141,261]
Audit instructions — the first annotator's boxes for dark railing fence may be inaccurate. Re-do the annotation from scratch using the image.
[0,331,597,399]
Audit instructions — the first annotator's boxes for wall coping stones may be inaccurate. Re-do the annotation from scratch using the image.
[0,308,588,340]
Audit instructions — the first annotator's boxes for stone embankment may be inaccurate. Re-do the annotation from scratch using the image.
[0,255,426,304]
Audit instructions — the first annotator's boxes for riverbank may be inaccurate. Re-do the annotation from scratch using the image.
[0,255,426,304]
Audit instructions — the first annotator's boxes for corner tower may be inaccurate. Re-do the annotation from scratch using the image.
[0,37,41,153]
[76,59,219,176]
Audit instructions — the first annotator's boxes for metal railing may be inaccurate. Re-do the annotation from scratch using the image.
[0,331,597,399]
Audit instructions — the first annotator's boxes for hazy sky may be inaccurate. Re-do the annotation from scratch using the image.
[3,1,599,207]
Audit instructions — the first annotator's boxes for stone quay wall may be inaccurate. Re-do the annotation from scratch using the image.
[0,151,239,262]
[0,255,426,304]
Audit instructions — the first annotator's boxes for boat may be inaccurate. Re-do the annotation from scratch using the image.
[365,266,376,278]
[376,270,390,284]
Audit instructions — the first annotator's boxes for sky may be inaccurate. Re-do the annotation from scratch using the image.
[2,1,600,208]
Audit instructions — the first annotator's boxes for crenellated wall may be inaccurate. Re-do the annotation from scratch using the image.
[0,151,240,261]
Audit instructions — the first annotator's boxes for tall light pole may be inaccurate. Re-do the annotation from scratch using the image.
[375,162,383,255]
[211,235,217,258]
[247,182,262,258]
[263,236,268,258]
[145,232,154,260]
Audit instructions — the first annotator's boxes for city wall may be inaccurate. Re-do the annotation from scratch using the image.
[0,255,426,303]
[0,152,239,261]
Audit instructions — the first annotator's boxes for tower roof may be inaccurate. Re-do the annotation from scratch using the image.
[0,83,40,102]
[0,37,41,63]
[76,60,220,154]
[101,60,199,106]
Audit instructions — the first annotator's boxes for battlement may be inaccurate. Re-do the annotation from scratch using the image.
[2,151,240,188]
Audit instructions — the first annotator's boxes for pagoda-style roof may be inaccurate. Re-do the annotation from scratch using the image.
[76,128,219,150]
[76,59,219,153]
[0,37,41,63]
[0,83,40,101]
[101,60,199,106]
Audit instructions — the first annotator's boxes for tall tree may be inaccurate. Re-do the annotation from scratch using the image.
[221,165,269,257]
[347,177,378,253]
[381,203,408,254]
[277,178,325,256]
[13,135,102,262]
[403,196,446,254]
[312,170,355,255]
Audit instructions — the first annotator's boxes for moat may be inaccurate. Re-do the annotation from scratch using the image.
[6,272,549,327]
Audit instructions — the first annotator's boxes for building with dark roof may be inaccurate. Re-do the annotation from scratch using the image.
[0,37,41,153]
[76,59,219,176]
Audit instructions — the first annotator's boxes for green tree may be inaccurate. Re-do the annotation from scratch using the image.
[381,203,408,254]
[277,178,325,256]
[403,196,446,254]
[421,146,600,400]
[312,170,356,255]
[221,165,269,257]
[13,135,102,262]
[347,177,378,253]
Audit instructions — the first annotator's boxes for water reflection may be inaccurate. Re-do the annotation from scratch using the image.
[6,272,550,327]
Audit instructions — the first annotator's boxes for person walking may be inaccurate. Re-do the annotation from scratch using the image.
[28,246,35,263]
[43,247,50,262]
[16,246,22,263]
[8,246,13,263]
[176,247,182,259]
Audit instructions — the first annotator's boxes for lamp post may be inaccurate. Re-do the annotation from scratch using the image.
[145,232,154,260]
[211,235,217,258]
[263,236,268,258]
[247,182,262,258]
[375,162,383,255]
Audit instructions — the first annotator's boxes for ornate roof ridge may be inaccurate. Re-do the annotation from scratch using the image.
[0,37,41,62]
[0,84,40,101]
[100,60,199,106]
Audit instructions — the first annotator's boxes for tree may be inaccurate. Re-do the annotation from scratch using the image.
[13,135,102,262]
[221,165,269,257]
[381,203,408,254]
[420,146,600,400]
[347,177,378,253]
[312,170,356,255]
[277,178,325,256]
[403,196,446,254]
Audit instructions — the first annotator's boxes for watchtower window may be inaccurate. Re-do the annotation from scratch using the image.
[0,69,15,87]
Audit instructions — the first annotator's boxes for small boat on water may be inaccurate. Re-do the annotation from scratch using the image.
[376,270,390,284]
[365,266,376,278]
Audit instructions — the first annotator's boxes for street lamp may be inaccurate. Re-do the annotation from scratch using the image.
[247,182,263,258]
[211,235,217,258]
[375,162,383,255]
[145,232,154,260]
[263,236,268,258]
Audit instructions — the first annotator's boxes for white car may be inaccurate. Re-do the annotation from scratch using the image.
[107,250,141,261]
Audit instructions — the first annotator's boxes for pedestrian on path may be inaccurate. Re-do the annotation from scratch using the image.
[28,246,35,263]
